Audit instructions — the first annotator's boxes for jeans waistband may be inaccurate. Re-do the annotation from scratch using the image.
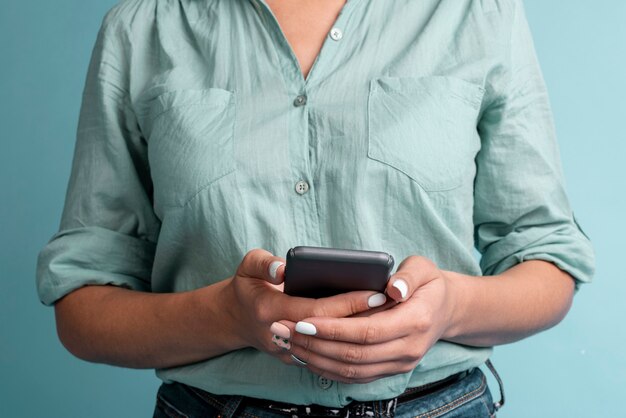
[240,368,473,418]
[158,359,505,418]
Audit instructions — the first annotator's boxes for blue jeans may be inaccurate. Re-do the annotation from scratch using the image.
[153,364,502,418]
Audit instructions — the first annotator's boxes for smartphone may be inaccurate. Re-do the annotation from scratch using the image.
[283,246,395,298]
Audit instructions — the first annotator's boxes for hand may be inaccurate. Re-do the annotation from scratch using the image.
[273,256,458,384]
[223,248,388,366]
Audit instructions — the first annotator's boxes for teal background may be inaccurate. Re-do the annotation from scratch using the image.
[1,1,623,416]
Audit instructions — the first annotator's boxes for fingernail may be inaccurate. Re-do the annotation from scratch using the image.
[272,334,291,349]
[295,321,317,336]
[269,261,284,282]
[270,322,291,339]
[368,293,387,308]
[392,279,408,299]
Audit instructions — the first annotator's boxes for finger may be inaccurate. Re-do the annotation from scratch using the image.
[293,347,415,384]
[273,289,387,322]
[289,332,416,365]
[292,309,407,345]
[270,321,292,341]
[305,363,403,385]
[349,297,397,318]
[265,326,307,368]
[386,255,439,302]
[268,318,413,365]
[237,248,286,285]
[314,290,388,316]
[263,324,293,353]
[269,321,423,383]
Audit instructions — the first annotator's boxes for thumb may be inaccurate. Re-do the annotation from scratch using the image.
[385,255,438,302]
[237,248,286,285]
[267,260,286,285]
[387,275,410,302]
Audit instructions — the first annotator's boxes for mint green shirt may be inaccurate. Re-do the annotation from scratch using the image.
[36,0,595,407]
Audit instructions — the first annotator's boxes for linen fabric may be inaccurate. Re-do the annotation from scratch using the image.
[36,0,595,407]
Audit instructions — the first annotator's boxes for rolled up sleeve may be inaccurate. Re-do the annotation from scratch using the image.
[36,10,160,306]
[474,0,595,291]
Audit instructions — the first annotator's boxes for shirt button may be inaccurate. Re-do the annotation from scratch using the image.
[318,375,333,390]
[329,27,343,41]
[295,180,309,195]
[293,95,307,107]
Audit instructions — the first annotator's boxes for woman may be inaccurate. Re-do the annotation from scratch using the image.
[36,0,595,416]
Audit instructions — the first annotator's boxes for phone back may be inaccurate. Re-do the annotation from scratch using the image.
[284,246,394,298]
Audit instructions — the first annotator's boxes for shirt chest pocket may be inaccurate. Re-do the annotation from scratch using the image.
[367,76,485,192]
[145,88,236,212]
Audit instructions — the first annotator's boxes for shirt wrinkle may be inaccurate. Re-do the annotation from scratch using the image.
[36,0,595,407]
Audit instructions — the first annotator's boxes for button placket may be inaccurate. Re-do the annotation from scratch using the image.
[295,180,310,195]
[293,94,307,107]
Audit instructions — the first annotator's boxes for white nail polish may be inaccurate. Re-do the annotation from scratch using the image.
[269,261,284,282]
[295,321,317,336]
[367,293,387,308]
[392,279,408,299]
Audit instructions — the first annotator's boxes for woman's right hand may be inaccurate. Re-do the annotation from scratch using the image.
[51,247,387,370]
[223,248,387,366]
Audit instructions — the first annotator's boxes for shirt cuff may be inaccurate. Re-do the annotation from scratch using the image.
[479,222,595,293]
[36,226,156,306]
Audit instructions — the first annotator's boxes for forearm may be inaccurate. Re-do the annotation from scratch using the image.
[54,279,245,369]
[442,260,576,346]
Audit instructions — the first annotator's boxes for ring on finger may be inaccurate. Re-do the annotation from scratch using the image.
[290,354,308,366]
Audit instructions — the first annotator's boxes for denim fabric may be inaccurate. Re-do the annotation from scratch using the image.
[153,367,498,418]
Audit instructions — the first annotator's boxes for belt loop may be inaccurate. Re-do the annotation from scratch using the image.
[373,397,397,418]
[384,398,398,418]
[484,359,505,411]
[219,395,245,418]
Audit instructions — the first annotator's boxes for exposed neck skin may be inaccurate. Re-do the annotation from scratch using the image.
[264,0,347,80]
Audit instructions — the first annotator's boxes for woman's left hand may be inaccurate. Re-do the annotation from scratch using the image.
[271,255,459,384]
